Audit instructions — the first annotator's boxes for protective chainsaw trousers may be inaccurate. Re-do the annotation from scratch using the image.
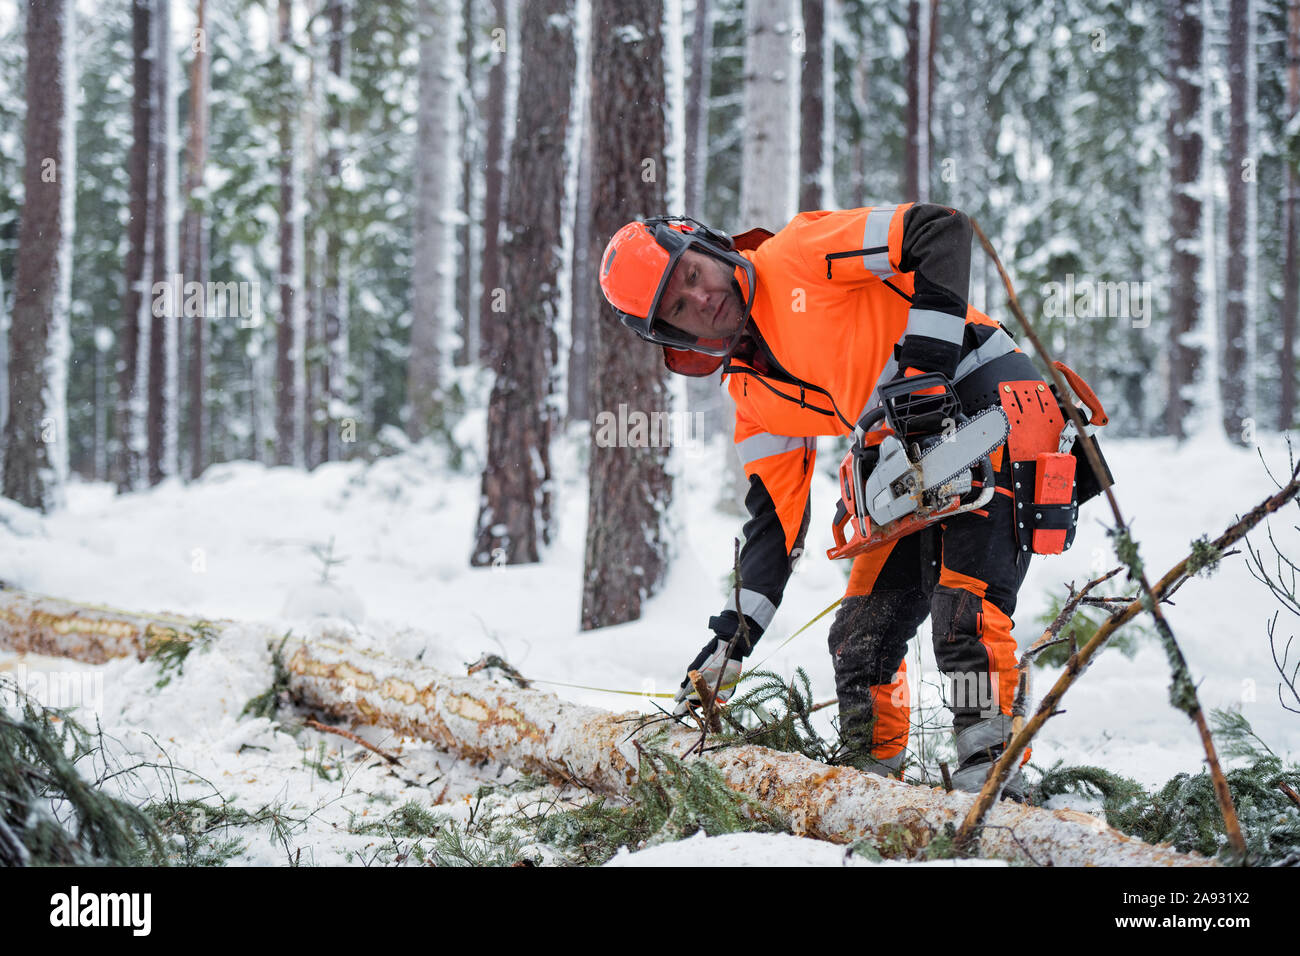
[827,390,1036,783]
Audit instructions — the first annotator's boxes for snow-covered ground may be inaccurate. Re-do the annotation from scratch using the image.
[1,423,1297,865]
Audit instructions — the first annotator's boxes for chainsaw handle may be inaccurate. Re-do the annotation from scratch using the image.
[1052,361,1108,426]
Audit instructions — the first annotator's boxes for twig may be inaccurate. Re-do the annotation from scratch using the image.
[303,718,403,766]
[1279,782,1300,810]
[958,219,1280,861]
[688,669,723,734]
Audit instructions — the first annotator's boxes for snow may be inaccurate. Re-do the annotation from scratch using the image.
[603,830,1005,867]
[1,427,1298,865]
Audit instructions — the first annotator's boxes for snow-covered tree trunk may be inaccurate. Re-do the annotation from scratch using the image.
[682,0,724,441]
[581,0,674,629]
[275,0,303,466]
[147,0,178,486]
[904,0,937,202]
[115,0,155,493]
[181,0,210,480]
[479,0,509,369]
[566,74,594,425]
[798,0,826,212]
[724,0,797,514]
[470,0,576,566]
[1280,0,1300,430]
[2,0,75,513]
[319,0,350,464]
[1166,0,1205,441]
[407,0,459,442]
[1223,0,1256,445]
[740,0,795,227]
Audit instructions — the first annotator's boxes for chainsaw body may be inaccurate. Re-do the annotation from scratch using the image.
[827,373,1007,562]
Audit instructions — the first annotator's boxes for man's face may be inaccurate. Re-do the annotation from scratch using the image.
[654,248,745,343]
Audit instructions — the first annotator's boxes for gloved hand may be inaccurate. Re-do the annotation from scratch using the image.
[672,637,744,717]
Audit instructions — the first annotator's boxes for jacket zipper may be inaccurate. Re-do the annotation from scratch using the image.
[724,324,857,431]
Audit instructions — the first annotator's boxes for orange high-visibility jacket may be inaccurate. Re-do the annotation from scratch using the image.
[707,203,1022,648]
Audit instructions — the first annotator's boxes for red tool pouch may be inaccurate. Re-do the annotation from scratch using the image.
[1030,452,1077,554]
[999,381,1080,556]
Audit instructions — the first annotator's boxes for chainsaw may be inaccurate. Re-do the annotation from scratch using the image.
[827,372,1010,561]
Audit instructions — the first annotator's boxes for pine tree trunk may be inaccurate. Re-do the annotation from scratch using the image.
[567,36,595,426]
[3,0,75,513]
[740,0,794,227]
[479,0,508,368]
[905,0,920,200]
[455,0,476,368]
[471,0,574,566]
[581,0,673,630]
[1223,0,1254,444]
[1167,0,1204,441]
[320,0,349,463]
[682,0,721,440]
[147,0,177,486]
[116,0,154,493]
[798,0,825,212]
[275,0,300,466]
[182,0,210,480]
[1281,0,1300,430]
[408,0,458,442]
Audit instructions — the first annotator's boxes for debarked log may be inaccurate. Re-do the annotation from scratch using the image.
[0,587,1214,866]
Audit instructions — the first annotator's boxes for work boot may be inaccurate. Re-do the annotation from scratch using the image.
[949,715,1027,803]
[846,749,904,779]
[836,708,905,779]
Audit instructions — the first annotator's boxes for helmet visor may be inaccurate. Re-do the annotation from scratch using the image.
[643,228,750,357]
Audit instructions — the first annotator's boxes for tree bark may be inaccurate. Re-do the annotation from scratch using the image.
[581,0,674,629]
[407,0,458,442]
[479,0,508,368]
[181,0,210,480]
[116,0,154,493]
[3,0,76,512]
[321,0,349,463]
[1280,0,1299,430]
[566,96,594,425]
[798,0,825,213]
[276,0,301,466]
[1166,0,1204,440]
[1222,0,1254,445]
[0,587,1216,866]
[455,0,476,368]
[470,0,575,566]
[147,0,177,486]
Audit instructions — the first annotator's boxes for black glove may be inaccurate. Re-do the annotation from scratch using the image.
[672,637,744,717]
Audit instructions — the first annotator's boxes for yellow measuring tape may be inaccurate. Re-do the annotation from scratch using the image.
[527,596,843,700]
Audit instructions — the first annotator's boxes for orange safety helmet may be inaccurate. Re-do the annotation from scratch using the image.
[598,216,757,375]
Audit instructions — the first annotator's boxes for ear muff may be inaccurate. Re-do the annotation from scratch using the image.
[644,216,735,253]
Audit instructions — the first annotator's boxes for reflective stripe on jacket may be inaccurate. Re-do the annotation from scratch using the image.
[709,203,1021,647]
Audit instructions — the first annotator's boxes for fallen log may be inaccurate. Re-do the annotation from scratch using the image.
[0,587,1213,866]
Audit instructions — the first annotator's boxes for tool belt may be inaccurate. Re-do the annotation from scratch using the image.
[955,351,1113,556]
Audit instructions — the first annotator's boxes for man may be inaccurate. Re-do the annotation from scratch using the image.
[598,204,1106,801]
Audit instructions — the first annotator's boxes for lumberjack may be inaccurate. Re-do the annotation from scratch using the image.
[598,205,1111,801]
